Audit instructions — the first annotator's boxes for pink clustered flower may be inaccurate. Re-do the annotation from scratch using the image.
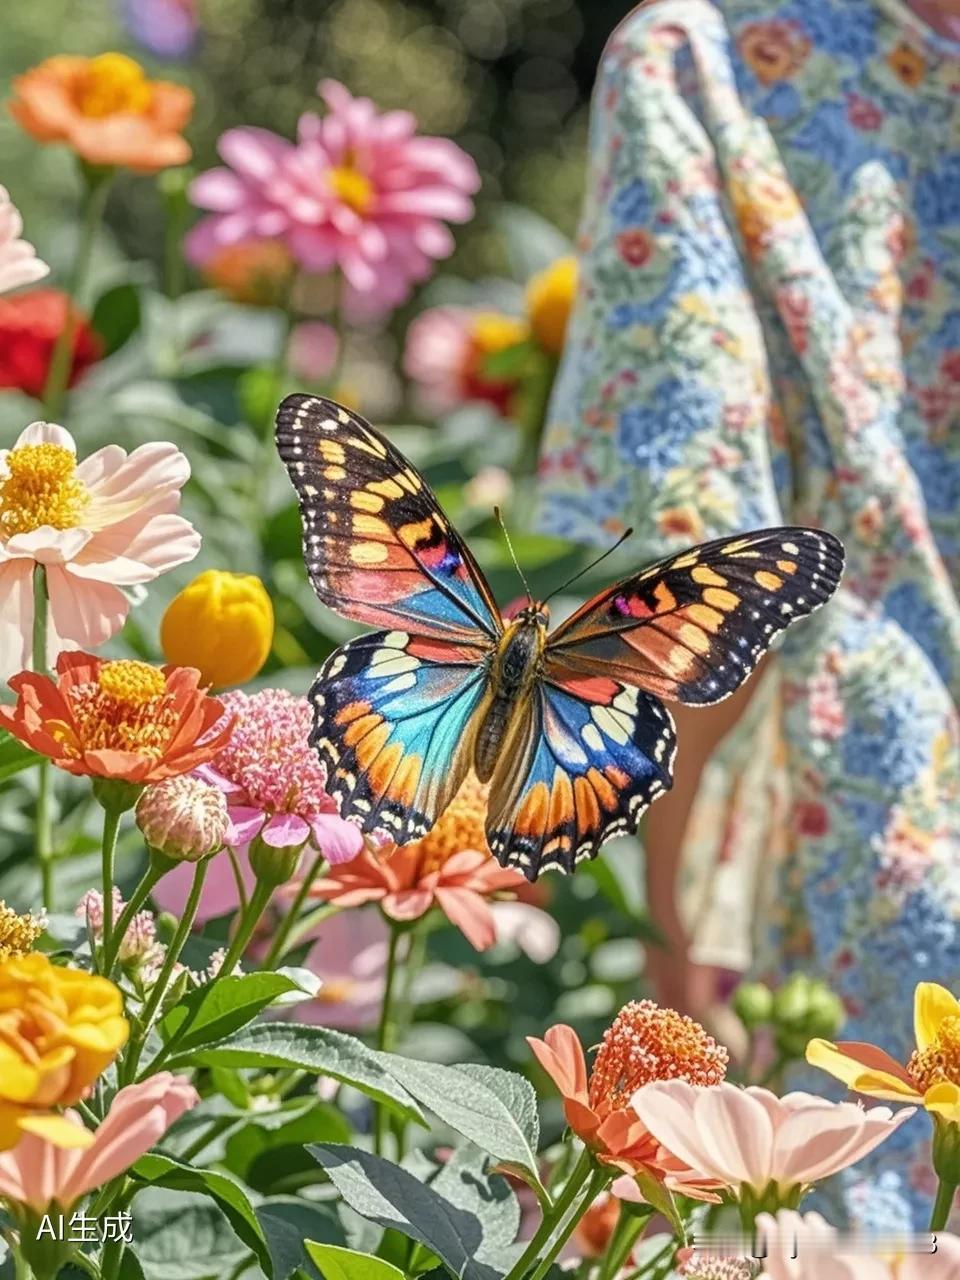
[76,889,159,966]
[199,688,362,863]
[185,79,480,318]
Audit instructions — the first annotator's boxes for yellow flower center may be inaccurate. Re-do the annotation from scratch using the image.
[588,1000,729,1118]
[0,902,44,963]
[329,166,374,216]
[406,774,490,877]
[56,662,177,761]
[908,1015,960,1091]
[74,53,153,118]
[471,313,530,358]
[0,443,90,539]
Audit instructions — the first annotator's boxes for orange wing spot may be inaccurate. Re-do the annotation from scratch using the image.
[323,465,346,480]
[397,517,436,549]
[354,721,391,767]
[351,490,384,513]
[654,582,677,612]
[347,435,387,458]
[335,700,372,726]
[319,439,346,464]
[605,764,630,789]
[352,513,392,538]
[368,477,405,500]
[703,587,739,611]
[402,468,423,492]
[687,603,725,632]
[669,552,698,569]
[723,538,752,554]
[691,565,728,587]
[515,781,551,836]
[776,559,798,575]
[553,674,621,702]
[388,753,421,806]
[679,622,712,654]
[755,570,783,590]
[350,542,389,566]
[343,713,382,747]
[368,741,404,792]
[547,770,574,837]
[587,766,618,812]
[729,549,762,559]
[573,775,601,833]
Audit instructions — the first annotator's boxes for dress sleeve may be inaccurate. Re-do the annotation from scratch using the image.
[536,3,785,554]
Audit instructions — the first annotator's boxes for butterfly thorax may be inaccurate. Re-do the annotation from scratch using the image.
[474,605,549,783]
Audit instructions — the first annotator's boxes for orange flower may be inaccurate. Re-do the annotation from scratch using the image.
[201,240,294,307]
[888,42,925,89]
[738,20,811,86]
[9,53,192,173]
[310,775,524,950]
[527,1002,728,1188]
[0,651,232,783]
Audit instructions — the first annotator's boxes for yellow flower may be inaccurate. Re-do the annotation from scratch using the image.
[525,256,577,357]
[0,953,128,1150]
[161,569,274,689]
[0,903,44,962]
[808,982,960,1120]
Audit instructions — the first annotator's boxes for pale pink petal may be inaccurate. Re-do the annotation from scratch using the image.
[382,887,435,922]
[45,567,129,652]
[218,127,297,181]
[434,885,496,950]
[0,560,34,681]
[12,421,76,451]
[631,1081,728,1181]
[225,806,266,847]
[3,527,91,564]
[309,813,363,865]
[70,514,201,584]
[489,901,560,961]
[189,167,252,212]
[261,812,310,848]
[692,1085,776,1187]
[82,442,190,510]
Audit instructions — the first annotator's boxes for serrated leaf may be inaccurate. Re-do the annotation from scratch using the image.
[157,972,307,1054]
[304,1243,406,1280]
[309,1144,506,1280]
[131,1154,269,1275]
[183,1024,424,1125]
[0,728,41,782]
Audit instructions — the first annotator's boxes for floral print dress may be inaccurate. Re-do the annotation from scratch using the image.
[537,0,960,1228]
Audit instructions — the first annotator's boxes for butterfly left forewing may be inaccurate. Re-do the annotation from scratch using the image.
[546,527,844,704]
[485,672,676,880]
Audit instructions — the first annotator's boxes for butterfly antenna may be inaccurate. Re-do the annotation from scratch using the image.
[494,507,533,605]
[542,527,634,605]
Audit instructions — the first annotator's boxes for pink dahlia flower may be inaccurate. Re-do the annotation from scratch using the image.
[0,422,199,679]
[185,79,479,318]
[0,187,48,295]
[0,1074,196,1213]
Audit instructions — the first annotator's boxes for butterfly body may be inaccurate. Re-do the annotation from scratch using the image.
[277,394,845,881]
[475,606,549,782]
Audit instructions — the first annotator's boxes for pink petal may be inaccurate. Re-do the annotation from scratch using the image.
[382,887,434,923]
[70,514,201,585]
[0,560,34,681]
[261,812,310,849]
[489,902,560,962]
[434,886,496,950]
[12,421,76,451]
[309,813,363,865]
[189,167,252,212]
[3,527,91,563]
[631,1081,727,1182]
[153,844,255,924]
[218,126,297,181]
[225,807,266,847]
[45,568,128,652]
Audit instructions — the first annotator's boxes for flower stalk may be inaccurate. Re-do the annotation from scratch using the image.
[262,852,327,970]
[31,566,54,912]
[102,850,177,977]
[503,1148,602,1280]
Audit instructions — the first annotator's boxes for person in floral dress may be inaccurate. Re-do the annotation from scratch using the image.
[538,0,960,1228]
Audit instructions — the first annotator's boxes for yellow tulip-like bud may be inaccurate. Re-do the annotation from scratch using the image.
[0,952,128,1151]
[524,256,578,357]
[161,569,274,689]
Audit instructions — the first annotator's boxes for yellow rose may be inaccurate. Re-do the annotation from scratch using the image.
[525,256,577,357]
[161,569,274,689]
[0,953,128,1150]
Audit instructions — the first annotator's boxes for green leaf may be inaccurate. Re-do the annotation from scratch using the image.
[0,728,41,782]
[132,1187,250,1280]
[480,340,535,379]
[157,972,309,1054]
[91,282,142,356]
[257,1199,345,1280]
[308,1144,507,1280]
[378,1054,541,1185]
[131,1154,269,1275]
[184,1024,424,1125]
[305,1243,406,1280]
[226,1100,352,1193]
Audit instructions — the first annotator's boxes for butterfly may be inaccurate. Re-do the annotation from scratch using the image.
[276,394,844,882]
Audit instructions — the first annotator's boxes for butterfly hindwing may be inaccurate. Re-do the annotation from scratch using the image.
[546,527,844,704]
[486,673,676,880]
[276,394,502,644]
[311,630,491,844]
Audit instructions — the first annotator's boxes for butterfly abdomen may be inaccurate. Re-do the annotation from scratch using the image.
[474,618,546,782]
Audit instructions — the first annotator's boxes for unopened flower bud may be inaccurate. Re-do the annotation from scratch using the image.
[135,776,228,862]
[733,981,774,1031]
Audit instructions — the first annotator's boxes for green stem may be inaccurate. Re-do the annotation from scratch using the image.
[98,807,123,973]
[42,168,112,418]
[32,566,54,913]
[503,1148,598,1280]
[102,857,167,977]
[67,1250,102,1279]
[217,876,274,980]
[124,858,209,1084]
[178,1114,237,1166]
[527,1167,607,1280]
[373,923,403,1157]
[930,1177,957,1232]
[262,853,326,969]
[597,1207,651,1280]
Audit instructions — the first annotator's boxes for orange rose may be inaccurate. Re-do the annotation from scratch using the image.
[9,53,192,173]
[738,20,811,86]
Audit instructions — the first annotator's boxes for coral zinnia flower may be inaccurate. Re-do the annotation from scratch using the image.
[807,981,960,1121]
[9,53,192,173]
[630,1081,914,1208]
[186,79,479,318]
[0,1073,196,1213]
[403,306,529,416]
[310,775,523,951]
[0,652,232,783]
[0,290,101,399]
[0,188,48,296]
[0,421,199,679]
[528,1002,729,1187]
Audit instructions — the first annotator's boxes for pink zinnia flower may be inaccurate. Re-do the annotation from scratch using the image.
[630,1081,915,1203]
[186,80,479,318]
[0,1074,196,1213]
[0,422,199,679]
[0,187,48,295]
[298,907,388,1032]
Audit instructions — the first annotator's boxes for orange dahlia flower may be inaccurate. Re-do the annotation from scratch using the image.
[0,652,232,783]
[309,775,524,950]
[9,53,192,173]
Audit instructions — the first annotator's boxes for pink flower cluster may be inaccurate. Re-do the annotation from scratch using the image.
[186,80,479,318]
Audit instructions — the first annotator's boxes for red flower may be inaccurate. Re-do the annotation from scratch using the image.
[0,289,101,398]
[616,228,654,268]
[0,652,233,783]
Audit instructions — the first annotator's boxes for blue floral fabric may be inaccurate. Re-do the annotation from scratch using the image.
[538,0,960,1226]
